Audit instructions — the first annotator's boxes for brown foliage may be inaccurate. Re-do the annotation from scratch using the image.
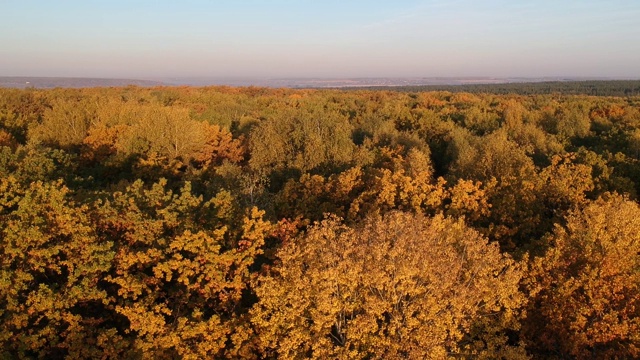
[0,130,17,149]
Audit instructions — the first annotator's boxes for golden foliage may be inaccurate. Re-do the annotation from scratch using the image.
[252,212,526,359]
[2,85,640,357]
[0,177,271,358]
[349,167,446,219]
[92,180,271,358]
[81,123,129,162]
[0,130,17,149]
[446,179,492,222]
[524,195,640,358]
[29,95,98,147]
[193,123,245,166]
[0,180,115,358]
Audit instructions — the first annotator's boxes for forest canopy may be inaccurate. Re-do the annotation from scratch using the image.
[1,84,639,358]
[356,80,640,97]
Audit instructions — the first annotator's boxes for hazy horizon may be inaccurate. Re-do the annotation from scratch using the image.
[2,1,639,79]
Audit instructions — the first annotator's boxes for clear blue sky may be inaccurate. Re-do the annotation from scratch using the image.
[1,0,639,79]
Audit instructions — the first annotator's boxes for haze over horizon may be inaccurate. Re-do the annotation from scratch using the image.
[2,0,639,80]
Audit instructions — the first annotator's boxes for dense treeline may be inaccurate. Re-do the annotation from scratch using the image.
[359,80,640,97]
[1,85,639,358]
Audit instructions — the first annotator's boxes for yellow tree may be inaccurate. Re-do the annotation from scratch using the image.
[29,95,98,148]
[122,106,208,161]
[93,179,271,359]
[0,179,116,358]
[252,211,526,359]
[524,194,640,358]
[248,104,355,174]
[448,129,543,247]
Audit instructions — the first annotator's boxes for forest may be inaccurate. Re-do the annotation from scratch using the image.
[359,80,640,97]
[1,84,639,359]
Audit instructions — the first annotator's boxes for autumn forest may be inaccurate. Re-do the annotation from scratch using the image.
[1,85,640,359]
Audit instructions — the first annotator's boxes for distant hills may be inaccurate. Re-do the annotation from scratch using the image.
[145,76,628,88]
[0,76,165,89]
[2,76,639,94]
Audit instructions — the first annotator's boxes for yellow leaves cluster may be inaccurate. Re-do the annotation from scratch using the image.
[446,179,492,221]
[0,129,17,149]
[539,154,594,210]
[450,128,599,248]
[28,96,97,147]
[0,180,114,358]
[248,105,355,173]
[95,179,270,358]
[253,211,526,359]
[0,177,271,358]
[81,124,128,162]
[350,168,446,218]
[74,100,246,174]
[277,167,364,220]
[524,195,640,358]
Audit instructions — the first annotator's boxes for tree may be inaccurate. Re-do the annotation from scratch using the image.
[192,123,245,167]
[448,129,543,247]
[249,104,355,174]
[93,179,271,358]
[118,106,207,161]
[523,194,640,358]
[0,177,272,358]
[0,180,116,358]
[29,95,97,148]
[252,212,526,359]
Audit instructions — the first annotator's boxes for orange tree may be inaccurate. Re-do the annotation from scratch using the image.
[523,194,640,358]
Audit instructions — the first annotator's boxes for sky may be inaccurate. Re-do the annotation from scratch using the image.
[1,0,640,79]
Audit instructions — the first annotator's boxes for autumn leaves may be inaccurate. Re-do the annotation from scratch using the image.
[1,86,640,358]
[523,196,640,358]
[253,212,526,359]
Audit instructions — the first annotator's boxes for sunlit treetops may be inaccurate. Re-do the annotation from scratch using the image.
[0,85,639,358]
